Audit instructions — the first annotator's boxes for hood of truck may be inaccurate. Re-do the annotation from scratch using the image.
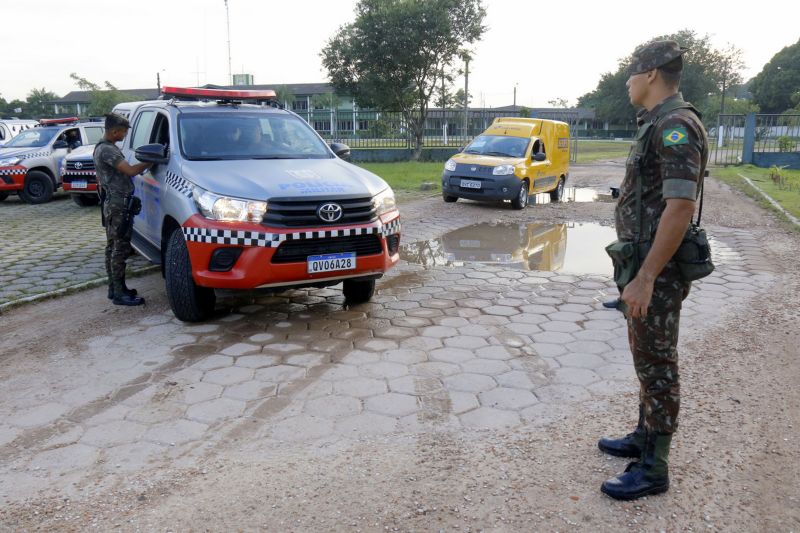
[180,157,390,200]
[450,153,525,168]
[65,144,95,161]
[0,146,50,160]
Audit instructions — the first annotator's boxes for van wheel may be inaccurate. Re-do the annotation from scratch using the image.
[511,180,529,210]
[550,177,565,202]
[442,193,458,203]
[19,171,54,204]
[72,194,100,207]
[343,278,375,304]
[0,192,8,202]
[165,228,216,322]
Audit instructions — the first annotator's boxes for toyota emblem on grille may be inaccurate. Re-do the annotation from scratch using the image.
[317,203,343,222]
[470,166,477,171]
[74,161,83,170]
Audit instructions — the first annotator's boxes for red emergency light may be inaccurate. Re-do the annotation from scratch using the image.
[162,86,277,100]
[39,117,79,125]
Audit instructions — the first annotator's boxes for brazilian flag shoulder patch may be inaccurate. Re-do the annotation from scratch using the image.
[663,127,688,146]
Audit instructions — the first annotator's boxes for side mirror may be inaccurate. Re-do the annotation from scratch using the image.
[329,142,351,161]
[458,145,466,153]
[533,152,546,162]
[135,143,169,164]
[53,140,68,149]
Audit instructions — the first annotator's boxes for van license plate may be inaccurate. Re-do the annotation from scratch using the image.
[460,179,482,189]
[72,180,87,189]
[307,252,356,274]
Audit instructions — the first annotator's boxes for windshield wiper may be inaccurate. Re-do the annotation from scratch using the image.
[463,149,481,154]
[251,155,298,159]
[485,151,512,157]
[189,156,225,161]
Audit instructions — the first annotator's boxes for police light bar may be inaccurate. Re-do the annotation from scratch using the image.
[161,86,277,100]
[39,117,79,125]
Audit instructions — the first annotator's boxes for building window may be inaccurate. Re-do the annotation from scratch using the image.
[292,100,308,111]
[337,120,353,131]
[314,120,331,132]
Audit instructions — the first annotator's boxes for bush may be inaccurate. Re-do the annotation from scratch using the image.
[777,136,795,152]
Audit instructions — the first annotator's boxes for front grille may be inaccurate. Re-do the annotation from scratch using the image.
[66,160,95,171]
[271,234,383,264]
[264,196,377,228]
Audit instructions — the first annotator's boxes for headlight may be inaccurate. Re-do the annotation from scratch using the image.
[0,157,21,166]
[193,185,267,222]
[444,159,457,172]
[493,164,515,176]
[373,188,396,216]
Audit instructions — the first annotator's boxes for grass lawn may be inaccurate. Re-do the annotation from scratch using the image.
[575,140,631,163]
[712,165,800,220]
[358,161,444,192]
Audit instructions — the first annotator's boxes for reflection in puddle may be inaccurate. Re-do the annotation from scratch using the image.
[532,187,614,205]
[401,222,617,276]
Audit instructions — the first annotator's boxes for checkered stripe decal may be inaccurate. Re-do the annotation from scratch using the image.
[183,219,401,248]
[22,151,52,160]
[0,168,26,176]
[166,171,193,198]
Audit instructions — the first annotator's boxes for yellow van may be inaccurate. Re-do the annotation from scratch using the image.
[441,118,570,209]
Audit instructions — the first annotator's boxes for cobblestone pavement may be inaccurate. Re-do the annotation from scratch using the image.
[0,179,778,506]
[0,193,150,307]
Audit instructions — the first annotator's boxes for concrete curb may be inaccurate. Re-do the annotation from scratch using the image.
[738,173,800,227]
[0,265,159,314]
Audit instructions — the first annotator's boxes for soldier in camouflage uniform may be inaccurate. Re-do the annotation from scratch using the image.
[598,41,709,500]
[93,113,152,306]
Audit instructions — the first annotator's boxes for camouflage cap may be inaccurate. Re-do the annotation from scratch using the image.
[627,40,687,75]
[104,113,130,130]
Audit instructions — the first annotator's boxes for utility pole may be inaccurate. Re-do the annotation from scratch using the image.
[463,55,469,140]
[224,0,232,85]
[156,72,161,92]
[513,83,517,110]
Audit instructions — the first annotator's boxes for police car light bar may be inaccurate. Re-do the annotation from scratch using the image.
[39,117,79,125]
[161,86,277,100]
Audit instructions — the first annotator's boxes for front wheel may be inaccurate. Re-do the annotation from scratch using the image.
[19,171,54,204]
[511,180,529,210]
[550,177,565,202]
[442,193,458,203]
[72,194,100,207]
[343,278,375,304]
[165,229,216,322]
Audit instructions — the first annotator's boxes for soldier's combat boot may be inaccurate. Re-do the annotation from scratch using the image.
[601,432,671,501]
[108,278,138,300]
[111,281,145,306]
[598,405,645,458]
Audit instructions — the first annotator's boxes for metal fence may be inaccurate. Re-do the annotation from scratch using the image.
[753,114,800,153]
[293,108,580,162]
[712,113,800,166]
[711,114,747,166]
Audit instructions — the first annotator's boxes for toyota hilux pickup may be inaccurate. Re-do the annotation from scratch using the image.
[124,86,401,321]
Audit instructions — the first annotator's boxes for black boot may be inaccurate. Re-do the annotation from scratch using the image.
[111,281,144,306]
[601,432,671,501]
[107,279,138,300]
[598,405,645,457]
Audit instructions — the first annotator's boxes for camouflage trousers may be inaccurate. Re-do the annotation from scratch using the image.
[625,269,691,435]
[104,200,133,286]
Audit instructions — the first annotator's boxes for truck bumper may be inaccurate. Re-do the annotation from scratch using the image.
[0,166,27,191]
[441,171,523,201]
[182,211,401,290]
[62,171,98,193]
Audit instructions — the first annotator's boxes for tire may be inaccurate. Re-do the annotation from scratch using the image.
[550,177,565,202]
[19,171,54,204]
[0,191,8,202]
[442,193,458,203]
[165,229,216,322]
[342,278,375,304]
[511,180,529,210]
[71,194,100,207]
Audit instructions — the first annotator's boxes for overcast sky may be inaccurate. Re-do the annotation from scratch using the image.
[1,0,796,107]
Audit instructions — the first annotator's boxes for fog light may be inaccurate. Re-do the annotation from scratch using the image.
[209,247,242,272]
[387,234,400,254]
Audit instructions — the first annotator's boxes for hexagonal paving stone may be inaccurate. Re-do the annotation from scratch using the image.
[444,336,489,349]
[304,395,362,418]
[28,443,99,472]
[192,355,234,371]
[224,381,277,401]
[336,350,380,365]
[178,382,223,405]
[596,364,634,381]
[375,326,417,340]
[565,340,611,355]
[475,346,515,360]
[531,331,575,344]
[264,343,306,355]
[81,420,147,448]
[202,366,255,386]
[284,353,328,368]
[448,391,479,414]
[271,415,334,442]
[535,384,592,403]
[312,364,360,381]
[544,321,583,333]
[7,403,70,428]
[186,397,246,424]
[220,343,261,356]
[483,305,519,317]
[127,402,187,425]
[495,370,536,389]
[334,377,388,398]
[382,348,428,365]
[144,419,208,445]
[359,361,409,379]
[557,352,607,369]
[430,347,474,364]
[410,361,461,378]
[443,373,497,393]
[459,407,521,429]
[365,393,419,417]
[401,337,444,350]
[479,387,538,410]
[531,343,567,357]
[460,359,511,376]
[255,365,306,383]
[553,367,600,386]
[420,325,459,338]
[235,355,282,369]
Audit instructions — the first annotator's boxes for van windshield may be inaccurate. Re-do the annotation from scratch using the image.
[179,113,332,160]
[463,135,530,158]
[3,128,58,148]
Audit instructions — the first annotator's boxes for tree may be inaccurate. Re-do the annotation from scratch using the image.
[453,88,472,110]
[310,93,340,110]
[547,98,570,108]
[703,95,759,124]
[750,38,800,113]
[274,85,296,109]
[69,73,138,116]
[25,88,58,118]
[578,30,745,125]
[321,0,486,159]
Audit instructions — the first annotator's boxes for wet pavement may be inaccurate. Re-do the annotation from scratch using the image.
[0,186,778,503]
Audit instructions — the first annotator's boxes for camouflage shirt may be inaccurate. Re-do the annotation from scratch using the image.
[615,93,708,242]
[93,140,133,197]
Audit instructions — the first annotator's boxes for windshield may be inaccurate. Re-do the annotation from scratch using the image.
[463,135,530,158]
[179,112,332,160]
[4,128,58,148]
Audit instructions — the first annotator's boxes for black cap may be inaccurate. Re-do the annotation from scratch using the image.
[104,113,131,130]
[627,40,688,75]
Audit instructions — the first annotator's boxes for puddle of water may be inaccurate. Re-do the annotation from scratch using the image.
[531,187,615,205]
[401,222,617,276]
